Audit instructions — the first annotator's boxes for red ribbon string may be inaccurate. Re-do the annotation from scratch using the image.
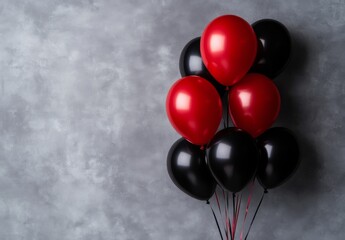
[232,193,241,239]
[222,190,228,240]
[226,192,233,240]
[215,191,228,239]
[239,180,255,240]
[244,189,267,240]
[222,190,232,240]
[236,193,243,238]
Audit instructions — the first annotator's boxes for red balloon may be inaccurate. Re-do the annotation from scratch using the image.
[201,15,257,86]
[166,76,222,145]
[229,73,280,137]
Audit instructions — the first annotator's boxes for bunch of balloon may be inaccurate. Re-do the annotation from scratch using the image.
[166,15,301,240]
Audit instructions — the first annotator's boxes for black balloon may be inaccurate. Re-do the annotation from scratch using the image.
[257,127,300,189]
[207,128,259,193]
[179,37,225,95]
[167,138,216,200]
[250,19,291,79]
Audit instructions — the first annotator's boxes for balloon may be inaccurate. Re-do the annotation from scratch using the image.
[166,76,222,146]
[207,128,259,193]
[200,15,257,86]
[179,37,225,96]
[167,138,216,200]
[250,19,291,78]
[229,73,280,138]
[256,127,300,189]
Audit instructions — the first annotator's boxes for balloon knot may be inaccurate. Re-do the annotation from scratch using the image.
[264,189,268,194]
[226,86,230,91]
[200,146,205,150]
[206,200,210,205]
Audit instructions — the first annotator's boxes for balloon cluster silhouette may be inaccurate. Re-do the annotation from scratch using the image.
[166,15,300,240]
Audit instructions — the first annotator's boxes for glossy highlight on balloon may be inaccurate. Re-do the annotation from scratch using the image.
[256,127,300,189]
[250,19,291,78]
[166,76,222,145]
[229,73,281,137]
[201,15,257,86]
[179,37,225,96]
[207,128,259,193]
[167,138,216,200]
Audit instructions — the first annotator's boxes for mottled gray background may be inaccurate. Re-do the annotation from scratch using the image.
[0,0,344,239]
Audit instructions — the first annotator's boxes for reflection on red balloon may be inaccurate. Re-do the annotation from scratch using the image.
[201,15,257,86]
[229,74,281,137]
[166,76,222,145]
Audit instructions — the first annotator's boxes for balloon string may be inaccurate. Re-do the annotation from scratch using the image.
[222,89,229,129]
[234,192,242,238]
[226,192,233,240]
[222,190,228,240]
[207,200,224,240]
[215,191,222,215]
[233,194,238,239]
[222,88,230,129]
[232,193,236,239]
[226,88,230,128]
[244,189,268,240]
[239,180,255,240]
[222,190,232,240]
[215,191,228,239]
[237,193,242,221]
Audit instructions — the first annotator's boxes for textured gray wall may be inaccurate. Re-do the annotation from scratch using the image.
[0,0,344,239]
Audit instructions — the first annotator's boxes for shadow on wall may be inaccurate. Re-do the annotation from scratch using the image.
[275,30,322,200]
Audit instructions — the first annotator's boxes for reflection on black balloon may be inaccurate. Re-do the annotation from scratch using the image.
[167,138,216,200]
[207,128,259,193]
[179,37,225,96]
[257,127,300,189]
[250,19,291,79]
